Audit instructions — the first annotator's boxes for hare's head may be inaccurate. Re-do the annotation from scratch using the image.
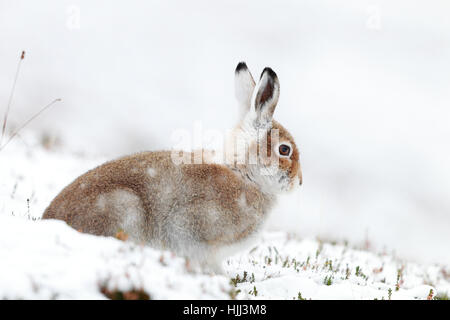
[232,62,302,193]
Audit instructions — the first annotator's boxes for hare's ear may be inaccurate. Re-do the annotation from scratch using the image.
[251,67,280,128]
[235,62,255,118]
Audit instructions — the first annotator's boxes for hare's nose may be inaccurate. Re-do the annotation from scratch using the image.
[298,169,303,186]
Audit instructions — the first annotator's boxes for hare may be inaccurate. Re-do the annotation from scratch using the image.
[42,62,302,273]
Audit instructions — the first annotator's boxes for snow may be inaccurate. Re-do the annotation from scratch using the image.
[1,0,450,299]
[0,134,449,299]
[227,232,449,300]
[0,215,231,300]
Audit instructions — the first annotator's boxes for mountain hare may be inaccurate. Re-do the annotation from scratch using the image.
[43,62,302,273]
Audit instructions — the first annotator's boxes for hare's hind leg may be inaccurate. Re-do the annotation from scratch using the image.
[93,188,147,242]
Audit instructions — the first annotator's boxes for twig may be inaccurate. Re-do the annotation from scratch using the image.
[0,98,62,152]
[1,50,25,146]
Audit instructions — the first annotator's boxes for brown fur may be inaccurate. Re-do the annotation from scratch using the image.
[272,121,301,184]
[43,151,273,248]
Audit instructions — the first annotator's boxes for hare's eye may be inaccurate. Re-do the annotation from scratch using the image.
[279,144,291,156]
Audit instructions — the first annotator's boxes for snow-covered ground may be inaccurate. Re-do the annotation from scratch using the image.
[1,0,450,267]
[0,135,449,299]
[1,0,450,300]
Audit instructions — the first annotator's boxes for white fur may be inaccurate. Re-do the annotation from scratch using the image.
[96,194,107,211]
[235,64,256,118]
[97,189,146,241]
[147,167,157,177]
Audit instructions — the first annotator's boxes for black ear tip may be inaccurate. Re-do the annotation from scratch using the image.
[236,61,248,73]
[260,67,277,80]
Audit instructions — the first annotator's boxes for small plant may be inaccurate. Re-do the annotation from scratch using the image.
[315,249,320,259]
[230,275,239,287]
[297,292,306,300]
[373,266,383,274]
[324,275,333,286]
[230,272,251,287]
[323,259,333,271]
[388,288,392,300]
[249,285,258,296]
[395,267,404,291]
[229,288,241,299]
[0,50,61,153]
[355,266,368,280]
[102,288,150,300]
[427,289,434,300]
[26,198,39,221]
[433,292,449,300]
[345,265,351,279]
[100,284,150,300]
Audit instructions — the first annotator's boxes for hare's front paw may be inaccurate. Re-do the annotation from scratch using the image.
[190,255,224,275]
[203,260,225,275]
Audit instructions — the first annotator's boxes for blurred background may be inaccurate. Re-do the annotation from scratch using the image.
[0,0,449,264]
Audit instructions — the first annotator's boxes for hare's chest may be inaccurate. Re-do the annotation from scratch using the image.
[224,190,272,239]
